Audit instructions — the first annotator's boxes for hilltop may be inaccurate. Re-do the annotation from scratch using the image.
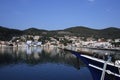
[0,26,120,41]
[64,26,120,39]
[0,26,23,41]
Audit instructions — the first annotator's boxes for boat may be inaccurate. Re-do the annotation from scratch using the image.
[64,49,120,80]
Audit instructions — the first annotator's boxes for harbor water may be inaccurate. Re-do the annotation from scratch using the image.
[1,46,119,80]
[0,46,93,80]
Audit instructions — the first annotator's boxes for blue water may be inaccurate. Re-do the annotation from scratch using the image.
[0,47,93,80]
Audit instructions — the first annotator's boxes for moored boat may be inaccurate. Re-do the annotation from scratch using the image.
[64,49,120,80]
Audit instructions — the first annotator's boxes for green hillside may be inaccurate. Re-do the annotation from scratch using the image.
[64,26,120,39]
[0,26,23,41]
[0,26,120,41]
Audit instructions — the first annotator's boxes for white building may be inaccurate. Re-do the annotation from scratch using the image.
[93,42,112,48]
[26,40,32,46]
[115,39,120,42]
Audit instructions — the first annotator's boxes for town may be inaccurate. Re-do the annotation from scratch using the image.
[0,35,120,50]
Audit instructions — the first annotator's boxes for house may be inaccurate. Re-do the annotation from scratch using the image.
[93,42,112,48]
[34,36,40,41]
[26,40,32,46]
[115,39,120,43]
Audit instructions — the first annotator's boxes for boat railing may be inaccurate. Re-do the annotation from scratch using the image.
[100,56,112,80]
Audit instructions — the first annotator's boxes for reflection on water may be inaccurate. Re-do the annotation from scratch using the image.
[0,46,93,80]
[0,47,85,68]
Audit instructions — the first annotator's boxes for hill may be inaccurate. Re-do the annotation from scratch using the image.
[98,27,120,39]
[23,28,48,35]
[64,26,120,39]
[64,26,98,37]
[0,26,23,41]
[0,26,120,41]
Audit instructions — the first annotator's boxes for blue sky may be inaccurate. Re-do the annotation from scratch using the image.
[0,0,120,30]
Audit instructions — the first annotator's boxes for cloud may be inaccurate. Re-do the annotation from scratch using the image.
[88,0,95,2]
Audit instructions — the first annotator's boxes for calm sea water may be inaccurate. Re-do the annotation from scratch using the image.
[0,46,93,80]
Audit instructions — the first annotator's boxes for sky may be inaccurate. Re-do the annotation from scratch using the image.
[0,0,120,30]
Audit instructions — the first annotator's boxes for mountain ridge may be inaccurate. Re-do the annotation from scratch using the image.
[0,26,120,41]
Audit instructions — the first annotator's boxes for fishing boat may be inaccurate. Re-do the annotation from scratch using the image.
[64,49,120,80]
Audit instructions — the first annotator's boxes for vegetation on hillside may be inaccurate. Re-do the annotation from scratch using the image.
[0,26,23,41]
[0,26,120,41]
